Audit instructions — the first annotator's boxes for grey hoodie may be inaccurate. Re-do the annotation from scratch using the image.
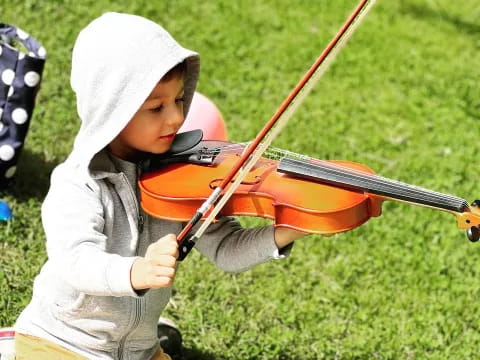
[14,12,289,360]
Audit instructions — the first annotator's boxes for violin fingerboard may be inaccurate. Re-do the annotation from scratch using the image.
[277,157,468,213]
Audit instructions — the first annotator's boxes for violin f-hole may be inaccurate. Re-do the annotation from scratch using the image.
[209,177,262,190]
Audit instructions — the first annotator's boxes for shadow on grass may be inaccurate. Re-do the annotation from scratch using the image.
[179,351,307,360]
[175,348,302,360]
[174,346,217,360]
[3,148,59,201]
[402,2,480,36]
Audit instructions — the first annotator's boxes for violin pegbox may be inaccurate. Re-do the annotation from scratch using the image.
[466,200,480,242]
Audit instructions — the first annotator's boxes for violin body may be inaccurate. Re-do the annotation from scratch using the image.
[139,143,384,235]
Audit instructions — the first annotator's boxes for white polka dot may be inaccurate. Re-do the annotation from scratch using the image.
[12,108,28,124]
[18,52,25,60]
[0,108,3,119]
[28,51,35,57]
[38,46,47,58]
[0,123,3,133]
[24,71,40,87]
[1,69,15,86]
[7,87,13,97]
[0,145,15,161]
[5,166,16,178]
[16,28,29,40]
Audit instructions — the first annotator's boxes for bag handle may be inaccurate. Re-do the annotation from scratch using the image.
[0,23,47,59]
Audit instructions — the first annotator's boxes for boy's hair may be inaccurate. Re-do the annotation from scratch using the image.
[161,61,186,82]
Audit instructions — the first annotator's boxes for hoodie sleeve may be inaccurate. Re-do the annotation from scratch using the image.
[193,216,293,273]
[41,165,139,297]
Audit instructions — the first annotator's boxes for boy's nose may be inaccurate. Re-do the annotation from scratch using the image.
[166,106,184,129]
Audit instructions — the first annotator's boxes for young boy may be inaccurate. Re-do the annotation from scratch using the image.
[14,12,304,360]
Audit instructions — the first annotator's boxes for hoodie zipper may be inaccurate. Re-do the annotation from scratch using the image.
[120,172,144,235]
[138,212,144,233]
[118,297,143,360]
[135,167,144,234]
[117,170,145,359]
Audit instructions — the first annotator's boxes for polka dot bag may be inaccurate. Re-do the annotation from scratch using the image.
[0,23,46,189]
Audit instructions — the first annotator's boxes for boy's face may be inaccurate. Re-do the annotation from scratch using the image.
[109,75,185,161]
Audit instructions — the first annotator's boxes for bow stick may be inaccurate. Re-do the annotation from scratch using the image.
[177,0,377,260]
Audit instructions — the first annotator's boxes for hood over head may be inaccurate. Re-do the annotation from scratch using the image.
[69,12,199,173]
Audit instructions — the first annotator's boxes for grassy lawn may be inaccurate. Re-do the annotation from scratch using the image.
[1,0,480,359]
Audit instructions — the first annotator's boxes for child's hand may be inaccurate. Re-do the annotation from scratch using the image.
[130,234,179,290]
[274,228,306,249]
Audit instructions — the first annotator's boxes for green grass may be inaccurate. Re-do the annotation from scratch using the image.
[1,0,480,359]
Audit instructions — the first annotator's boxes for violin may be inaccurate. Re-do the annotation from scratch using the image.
[138,131,480,243]
[139,0,479,260]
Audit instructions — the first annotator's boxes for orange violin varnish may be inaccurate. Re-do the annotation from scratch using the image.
[139,153,384,235]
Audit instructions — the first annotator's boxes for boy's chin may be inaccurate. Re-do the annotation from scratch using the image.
[139,147,171,158]
[140,143,172,155]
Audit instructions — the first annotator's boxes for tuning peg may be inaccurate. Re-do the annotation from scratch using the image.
[471,200,480,208]
[467,226,480,242]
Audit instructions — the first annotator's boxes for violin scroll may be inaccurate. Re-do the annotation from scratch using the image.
[467,200,480,242]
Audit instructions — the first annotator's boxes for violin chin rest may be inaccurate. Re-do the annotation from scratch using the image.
[169,129,204,154]
[141,129,204,173]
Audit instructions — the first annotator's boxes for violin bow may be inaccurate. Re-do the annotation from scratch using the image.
[177,0,377,260]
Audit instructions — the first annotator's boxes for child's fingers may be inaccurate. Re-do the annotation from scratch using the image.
[131,256,177,290]
[147,265,176,288]
[148,254,177,268]
[150,276,175,288]
[150,243,178,257]
[147,235,179,257]
[156,233,177,245]
[152,265,176,278]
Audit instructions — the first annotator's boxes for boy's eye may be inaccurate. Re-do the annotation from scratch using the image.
[175,96,185,103]
[150,105,164,113]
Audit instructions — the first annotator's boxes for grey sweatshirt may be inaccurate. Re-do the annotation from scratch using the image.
[14,12,289,360]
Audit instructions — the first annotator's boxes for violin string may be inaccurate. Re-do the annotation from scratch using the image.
[204,143,311,161]
[213,143,460,202]
[281,160,467,211]
[279,158,467,210]
[286,158,463,204]
[317,161,463,205]
[210,143,449,201]
[273,150,463,206]
[205,143,465,207]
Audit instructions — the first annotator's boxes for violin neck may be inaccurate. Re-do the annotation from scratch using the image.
[277,158,469,213]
